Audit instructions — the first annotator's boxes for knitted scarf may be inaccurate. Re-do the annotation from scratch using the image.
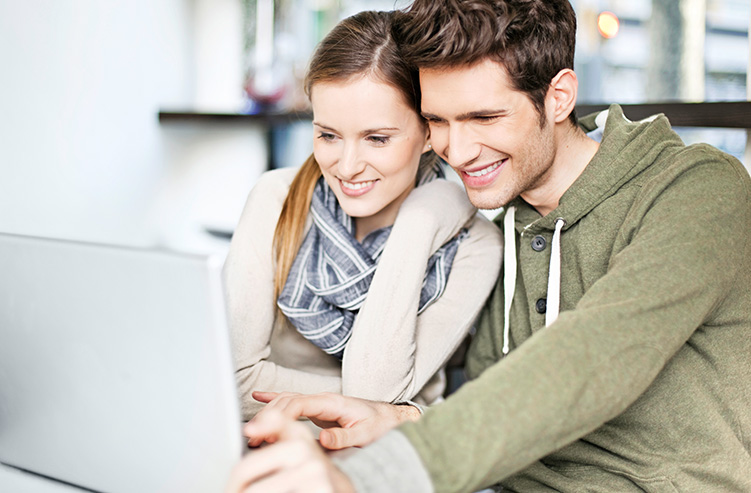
[277,163,467,359]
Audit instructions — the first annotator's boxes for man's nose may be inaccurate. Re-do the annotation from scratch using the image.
[444,123,481,169]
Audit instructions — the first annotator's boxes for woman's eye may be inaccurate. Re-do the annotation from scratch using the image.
[317,132,337,142]
[367,135,390,145]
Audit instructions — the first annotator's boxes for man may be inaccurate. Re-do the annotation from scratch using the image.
[227,0,751,491]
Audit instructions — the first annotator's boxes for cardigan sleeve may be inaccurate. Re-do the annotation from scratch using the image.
[223,168,341,419]
[340,179,503,403]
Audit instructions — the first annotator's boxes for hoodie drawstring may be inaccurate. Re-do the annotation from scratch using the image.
[502,207,565,355]
[502,206,517,355]
[545,218,565,327]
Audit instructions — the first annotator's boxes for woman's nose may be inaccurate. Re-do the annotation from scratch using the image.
[336,143,365,179]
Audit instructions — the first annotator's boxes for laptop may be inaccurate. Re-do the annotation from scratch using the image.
[0,233,243,493]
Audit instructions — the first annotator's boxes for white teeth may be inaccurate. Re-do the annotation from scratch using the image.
[465,160,503,177]
[341,180,375,190]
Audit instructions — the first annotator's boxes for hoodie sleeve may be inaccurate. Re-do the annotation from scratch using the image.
[394,149,751,492]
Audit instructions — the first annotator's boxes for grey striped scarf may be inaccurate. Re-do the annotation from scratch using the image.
[277,163,467,359]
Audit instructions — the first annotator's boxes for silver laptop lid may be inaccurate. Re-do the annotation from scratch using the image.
[0,233,242,492]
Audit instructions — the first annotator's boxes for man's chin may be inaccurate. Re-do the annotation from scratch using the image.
[466,190,509,211]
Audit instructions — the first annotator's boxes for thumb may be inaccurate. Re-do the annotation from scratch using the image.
[319,424,374,450]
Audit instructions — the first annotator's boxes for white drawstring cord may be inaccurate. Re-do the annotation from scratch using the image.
[502,206,517,355]
[545,218,566,327]
[503,209,565,355]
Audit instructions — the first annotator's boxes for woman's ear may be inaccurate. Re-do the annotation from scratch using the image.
[422,128,432,153]
[548,68,578,124]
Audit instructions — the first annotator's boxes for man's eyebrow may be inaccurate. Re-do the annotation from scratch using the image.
[421,112,443,121]
[421,109,509,121]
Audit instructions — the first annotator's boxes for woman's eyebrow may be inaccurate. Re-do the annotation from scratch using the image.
[313,122,400,135]
[360,127,399,134]
[312,121,336,131]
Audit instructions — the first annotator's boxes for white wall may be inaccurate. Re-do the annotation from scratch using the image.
[0,0,266,253]
[153,121,267,254]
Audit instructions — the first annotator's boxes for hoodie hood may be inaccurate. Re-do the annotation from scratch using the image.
[555,104,685,227]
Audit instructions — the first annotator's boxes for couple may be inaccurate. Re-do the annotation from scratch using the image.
[225,0,751,491]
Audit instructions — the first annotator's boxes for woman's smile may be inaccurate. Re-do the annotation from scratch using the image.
[311,76,430,238]
[339,178,378,196]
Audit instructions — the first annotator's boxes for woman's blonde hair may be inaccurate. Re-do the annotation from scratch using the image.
[272,10,430,300]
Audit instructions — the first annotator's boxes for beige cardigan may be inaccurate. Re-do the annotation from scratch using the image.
[223,167,502,419]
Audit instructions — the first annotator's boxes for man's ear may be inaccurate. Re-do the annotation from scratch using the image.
[548,69,578,124]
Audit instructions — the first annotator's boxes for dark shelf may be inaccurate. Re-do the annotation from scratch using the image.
[158,109,312,125]
[159,109,314,169]
[159,101,751,129]
[576,101,751,129]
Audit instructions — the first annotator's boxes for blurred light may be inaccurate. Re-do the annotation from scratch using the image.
[597,11,620,39]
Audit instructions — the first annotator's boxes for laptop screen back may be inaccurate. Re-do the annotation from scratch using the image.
[0,233,242,492]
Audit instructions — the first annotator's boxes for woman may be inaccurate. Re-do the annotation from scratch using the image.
[223,10,502,420]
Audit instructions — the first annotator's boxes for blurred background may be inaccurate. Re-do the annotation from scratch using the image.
[0,0,748,256]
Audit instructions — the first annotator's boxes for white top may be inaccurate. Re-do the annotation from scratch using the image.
[223,167,503,419]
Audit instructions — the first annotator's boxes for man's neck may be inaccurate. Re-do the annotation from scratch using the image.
[522,124,600,217]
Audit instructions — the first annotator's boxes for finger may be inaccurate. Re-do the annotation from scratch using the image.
[243,457,333,493]
[258,393,343,425]
[263,395,308,419]
[244,415,333,493]
[226,437,310,492]
[318,424,373,450]
[253,392,308,422]
[225,454,253,493]
[245,420,271,448]
[244,421,270,448]
[246,409,316,446]
[252,391,280,404]
[274,393,353,425]
[246,395,308,446]
[244,408,291,447]
[245,394,294,444]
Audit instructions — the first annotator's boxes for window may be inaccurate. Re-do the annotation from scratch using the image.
[571,0,750,163]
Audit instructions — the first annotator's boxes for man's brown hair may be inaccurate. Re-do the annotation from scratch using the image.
[397,0,578,125]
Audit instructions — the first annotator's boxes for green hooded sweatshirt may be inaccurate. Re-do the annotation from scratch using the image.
[396,105,751,492]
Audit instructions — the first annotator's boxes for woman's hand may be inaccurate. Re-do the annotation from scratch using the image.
[246,391,421,449]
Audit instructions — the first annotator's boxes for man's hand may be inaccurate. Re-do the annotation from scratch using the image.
[226,409,354,493]
[246,391,421,450]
